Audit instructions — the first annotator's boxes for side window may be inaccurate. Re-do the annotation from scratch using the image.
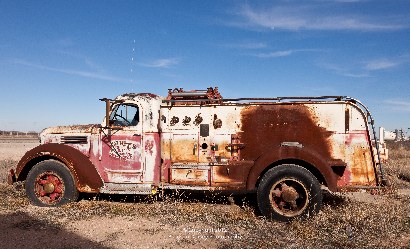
[110,104,139,127]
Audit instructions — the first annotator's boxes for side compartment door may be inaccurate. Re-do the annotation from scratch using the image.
[171,133,198,163]
[168,107,210,186]
[207,106,246,188]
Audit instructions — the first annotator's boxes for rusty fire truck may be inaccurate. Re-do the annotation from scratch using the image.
[8,87,387,221]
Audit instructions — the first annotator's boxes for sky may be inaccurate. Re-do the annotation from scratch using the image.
[0,0,409,133]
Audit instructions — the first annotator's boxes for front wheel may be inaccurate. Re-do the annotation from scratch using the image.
[25,160,79,206]
[257,164,322,221]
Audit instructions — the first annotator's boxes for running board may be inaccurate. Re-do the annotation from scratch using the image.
[100,183,154,195]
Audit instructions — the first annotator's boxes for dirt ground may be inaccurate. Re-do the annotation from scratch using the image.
[0,139,409,249]
[0,138,39,161]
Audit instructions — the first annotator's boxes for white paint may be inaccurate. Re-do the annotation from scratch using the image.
[142,135,157,182]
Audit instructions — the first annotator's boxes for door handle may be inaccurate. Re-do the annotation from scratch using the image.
[193,143,197,155]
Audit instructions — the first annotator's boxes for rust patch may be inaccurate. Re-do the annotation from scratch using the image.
[170,116,179,126]
[240,104,341,190]
[42,124,100,134]
[121,93,159,99]
[170,135,198,163]
[342,132,376,187]
[240,104,333,160]
[170,168,209,185]
[194,113,203,125]
[161,159,171,182]
[213,114,222,129]
[211,163,250,188]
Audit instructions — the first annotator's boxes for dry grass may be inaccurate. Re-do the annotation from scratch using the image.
[0,181,409,248]
[0,143,409,248]
[0,160,16,183]
[384,141,410,188]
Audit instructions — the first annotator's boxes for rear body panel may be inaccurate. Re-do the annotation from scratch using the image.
[160,100,377,192]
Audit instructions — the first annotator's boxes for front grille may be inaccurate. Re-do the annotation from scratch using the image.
[61,136,88,144]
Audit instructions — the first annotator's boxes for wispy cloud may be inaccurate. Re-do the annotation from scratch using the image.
[256,50,294,58]
[254,49,323,58]
[364,59,398,70]
[384,99,410,112]
[13,59,131,83]
[320,53,410,76]
[56,50,103,72]
[220,42,268,49]
[363,54,410,71]
[318,62,372,78]
[139,58,180,68]
[231,3,407,31]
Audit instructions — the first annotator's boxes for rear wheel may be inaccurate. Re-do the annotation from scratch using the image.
[25,160,79,206]
[257,164,322,221]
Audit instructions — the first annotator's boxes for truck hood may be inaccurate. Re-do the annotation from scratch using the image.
[40,124,100,135]
[39,124,100,144]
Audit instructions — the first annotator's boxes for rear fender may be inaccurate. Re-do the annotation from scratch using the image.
[246,146,341,192]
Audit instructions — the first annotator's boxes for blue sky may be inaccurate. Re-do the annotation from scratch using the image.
[1,0,409,132]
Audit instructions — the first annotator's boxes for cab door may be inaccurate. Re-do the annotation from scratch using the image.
[100,103,144,183]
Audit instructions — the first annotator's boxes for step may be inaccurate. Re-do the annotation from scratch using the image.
[100,183,153,195]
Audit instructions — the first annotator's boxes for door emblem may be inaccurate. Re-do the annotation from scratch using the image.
[109,140,141,161]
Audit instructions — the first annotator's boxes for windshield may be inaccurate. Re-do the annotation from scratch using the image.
[110,104,139,126]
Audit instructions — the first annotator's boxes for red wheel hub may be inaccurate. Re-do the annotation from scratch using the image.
[35,172,65,204]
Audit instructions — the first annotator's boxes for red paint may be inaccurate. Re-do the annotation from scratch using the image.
[151,133,162,184]
[145,140,154,155]
[100,133,143,182]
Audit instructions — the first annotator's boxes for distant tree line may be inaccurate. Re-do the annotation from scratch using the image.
[0,130,39,137]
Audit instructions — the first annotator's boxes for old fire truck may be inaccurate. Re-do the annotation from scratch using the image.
[8,87,386,221]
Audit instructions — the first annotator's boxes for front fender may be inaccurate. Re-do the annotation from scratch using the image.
[16,143,103,193]
[246,146,342,192]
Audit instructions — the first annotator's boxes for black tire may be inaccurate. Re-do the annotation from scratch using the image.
[257,164,322,222]
[25,160,79,207]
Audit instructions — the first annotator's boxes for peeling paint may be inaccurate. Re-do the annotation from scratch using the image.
[108,140,141,161]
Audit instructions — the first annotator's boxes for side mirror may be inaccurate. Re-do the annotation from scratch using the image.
[99,98,111,128]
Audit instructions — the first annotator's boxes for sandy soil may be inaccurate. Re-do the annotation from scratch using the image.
[0,139,409,249]
[0,138,39,161]
[0,139,243,248]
